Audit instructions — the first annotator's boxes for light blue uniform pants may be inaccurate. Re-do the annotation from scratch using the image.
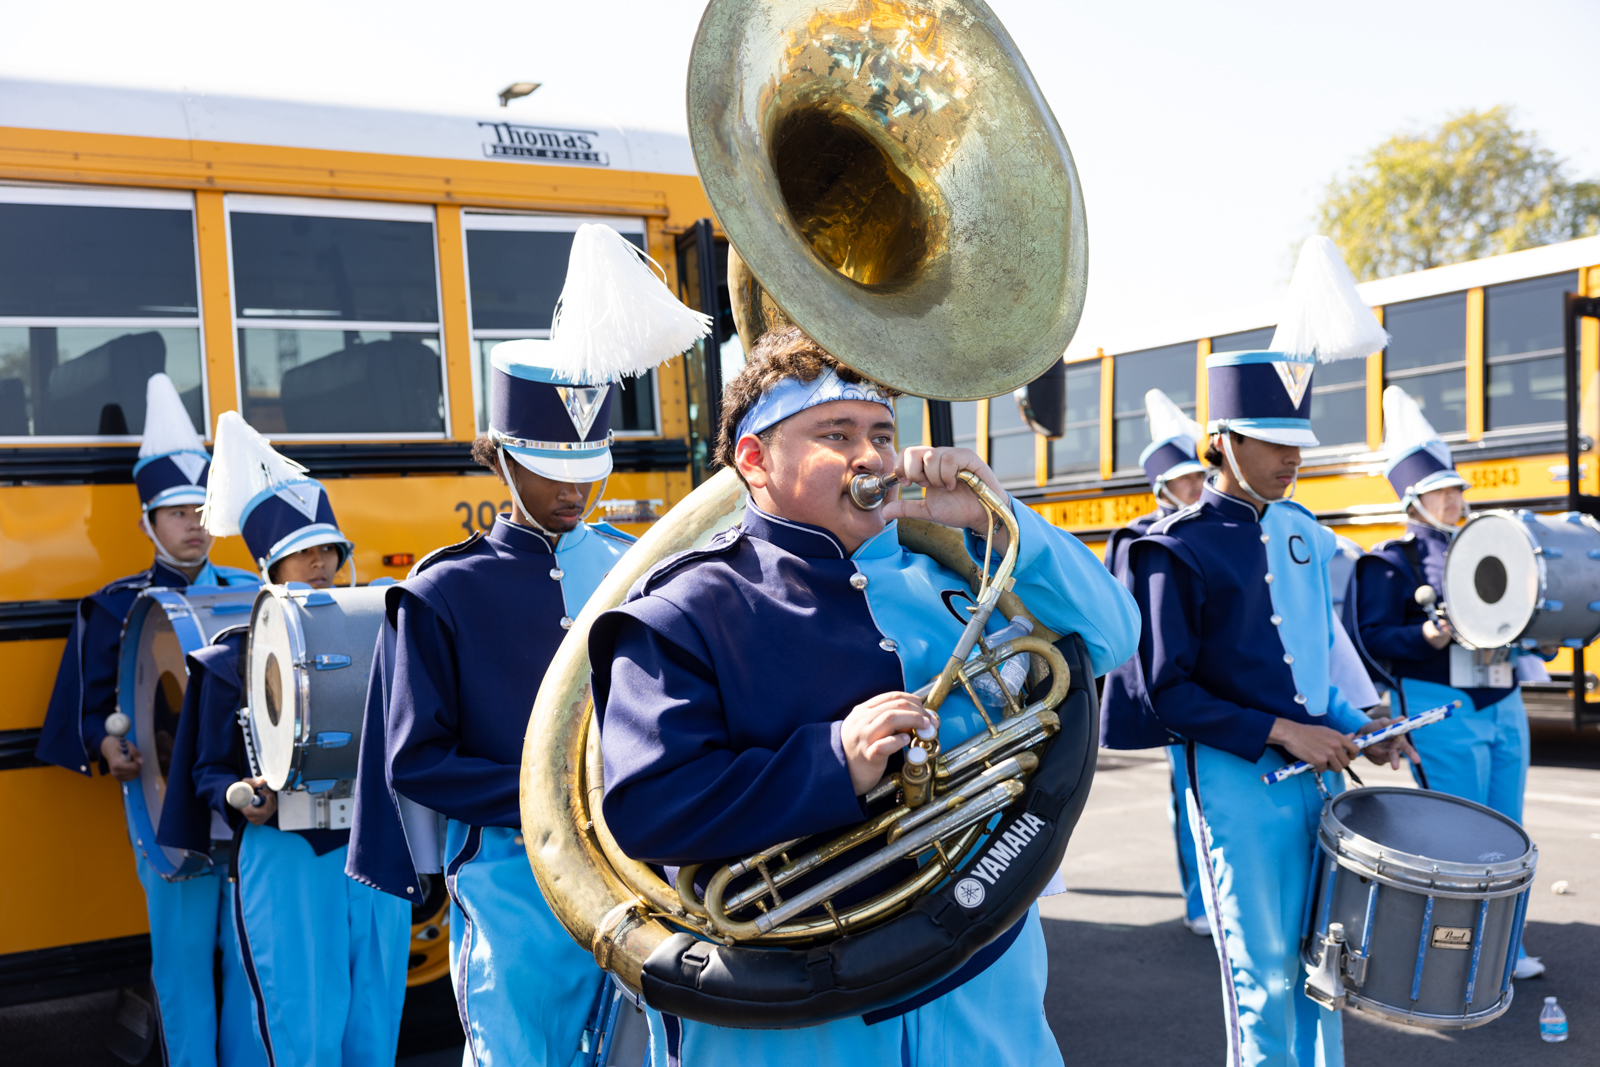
[126,808,262,1067]
[444,821,609,1067]
[1399,677,1532,960]
[641,905,1061,1067]
[1185,743,1343,1067]
[1166,745,1206,923]
[233,824,410,1067]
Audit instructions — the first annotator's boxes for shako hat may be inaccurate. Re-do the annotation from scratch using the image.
[1381,385,1469,501]
[1207,236,1388,448]
[489,223,710,484]
[133,373,210,511]
[1139,388,1205,495]
[201,412,351,573]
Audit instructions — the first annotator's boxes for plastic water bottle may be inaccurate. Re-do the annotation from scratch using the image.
[1540,997,1568,1043]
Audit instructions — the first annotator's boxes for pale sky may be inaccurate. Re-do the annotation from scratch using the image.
[5,0,1598,359]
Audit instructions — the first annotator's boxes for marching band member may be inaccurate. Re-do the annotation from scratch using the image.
[348,224,708,1066]
[590,325,1141,1067]
[36,374,258,1067]
[1345,386,1543,978]
[1124,238,1408,1067]
[1101,389,1210,937]
[167,411,411,1067]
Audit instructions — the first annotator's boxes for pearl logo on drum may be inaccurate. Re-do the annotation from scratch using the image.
[1431,926,1473,950]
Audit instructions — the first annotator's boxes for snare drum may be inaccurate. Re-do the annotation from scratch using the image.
[1444,509,1600,650]
[117,585,258,879]
[1302,787,1536,1029]
[246,583,387,791]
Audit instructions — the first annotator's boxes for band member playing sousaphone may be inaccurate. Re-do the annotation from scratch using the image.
[346,224,709,1065]
[1344,385,1548,979]
[589,326,1140,1065]
[156,410,410,1067]
[1118,238,1413,1067]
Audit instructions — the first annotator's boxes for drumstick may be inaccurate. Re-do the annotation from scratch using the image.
[1414,585,1445,626]
[1260,701,1462,784]
[105,712,132,759]
[226,781,266,809]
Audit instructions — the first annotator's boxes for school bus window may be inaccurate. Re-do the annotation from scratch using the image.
[1113,342,1195,470]
[461,213,650,433]
[988,394,1035,485]
[950,400,979,454]
[1486,271,1578,430]
[227,197,445,436]
[1049,359,1100,478]
[1310,358,1366,447]
[894,395,924,450]
[1384,291,1468,435]
[1210,327,1274,354]
[0,189,203,439]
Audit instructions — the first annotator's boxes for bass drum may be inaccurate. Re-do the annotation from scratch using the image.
[1443,509,1600,649]
[246,584,388,791]
[117,586,258,880]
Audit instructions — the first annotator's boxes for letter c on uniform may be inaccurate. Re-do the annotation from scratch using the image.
[1289,535,1310,565]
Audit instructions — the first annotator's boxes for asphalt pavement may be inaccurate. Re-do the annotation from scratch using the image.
[5,725,1595,1065]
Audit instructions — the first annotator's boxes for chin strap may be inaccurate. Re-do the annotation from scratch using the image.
[1153,477,1185,511]
[498,449,560,539]
[1217,430,1296,507]
[1404,489,1467,535]
[139,511,208,574]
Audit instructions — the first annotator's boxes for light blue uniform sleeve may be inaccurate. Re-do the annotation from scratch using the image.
[969,497,1140,677]
[1323,683,1371,735]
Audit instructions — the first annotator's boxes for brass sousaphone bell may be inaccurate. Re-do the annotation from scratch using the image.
[521,0,1093,1028]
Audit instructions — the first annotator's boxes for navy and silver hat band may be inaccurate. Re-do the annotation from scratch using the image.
[489,362,613,447]
[1140,439,1200,486]
[133,450,210,508]
[1385,446,1465,498]
[1206,359,1313,425]
[239,480,349,569]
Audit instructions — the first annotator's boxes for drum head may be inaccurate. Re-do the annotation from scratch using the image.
[129,601,192,870]
[1444,513,1538,648]
[1332,789,1529,866]
[248,591,302,790]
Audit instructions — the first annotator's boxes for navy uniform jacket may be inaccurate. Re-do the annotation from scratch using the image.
[348,516,634,898]
[1100,507,1180,750]
[1346,523,1513,710]
[1128,486,1368,761]
[590,502,1138,868]
[36,560,257,775]
[156,631,349,857]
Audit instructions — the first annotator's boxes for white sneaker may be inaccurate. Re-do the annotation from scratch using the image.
[1185,915,1212,937]
[1513,956,1545,980]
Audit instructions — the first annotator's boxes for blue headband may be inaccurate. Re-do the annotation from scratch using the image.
[736,367,895,442]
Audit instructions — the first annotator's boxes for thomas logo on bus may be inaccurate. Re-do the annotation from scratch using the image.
[478,122,610,166]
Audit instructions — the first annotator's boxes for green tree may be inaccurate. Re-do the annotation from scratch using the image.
[1317,106,1600,281]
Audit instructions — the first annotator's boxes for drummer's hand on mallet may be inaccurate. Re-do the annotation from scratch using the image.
[100,716,143,782]
[1422,619,1453,650]
[1268,719,1359,773]
[227,777,277,825]
[1356,717,1419,770]
[841,691,938,795]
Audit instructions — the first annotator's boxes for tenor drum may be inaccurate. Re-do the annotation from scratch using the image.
[1444,509,1600,649]
[117,586,258,879]
[246,584,387,791]
[1303,787,1536,1029]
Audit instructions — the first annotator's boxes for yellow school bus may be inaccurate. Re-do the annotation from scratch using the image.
[0,76,733,1018]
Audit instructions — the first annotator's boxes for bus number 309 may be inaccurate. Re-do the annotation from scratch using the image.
[456,501,512,535]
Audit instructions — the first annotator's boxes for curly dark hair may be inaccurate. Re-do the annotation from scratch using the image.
[471,434,506,482]
[1203,432,1239,468]
[714,325,901,475]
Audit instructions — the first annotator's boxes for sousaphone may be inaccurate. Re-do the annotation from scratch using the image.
[522,0,1092,1028]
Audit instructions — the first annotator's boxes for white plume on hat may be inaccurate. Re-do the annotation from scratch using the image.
[138,373,205,459]
[1145,388,1204,450]
[548,223,713,383]
[1381,385,1453,470]
[201,411,308,537]
[1270,236,1389,364]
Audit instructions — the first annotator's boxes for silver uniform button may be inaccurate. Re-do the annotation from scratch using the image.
[1264,573,1274,584]
[513,833,525,846]
[1283,653,1294,664]
[1294,694,1307,705]
[880,638,898,652]
[1260,533,1270,543]
[550,568,564,581]
[1270,614,1283,626]
[849,572,869,590]
[560,616,573,630]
